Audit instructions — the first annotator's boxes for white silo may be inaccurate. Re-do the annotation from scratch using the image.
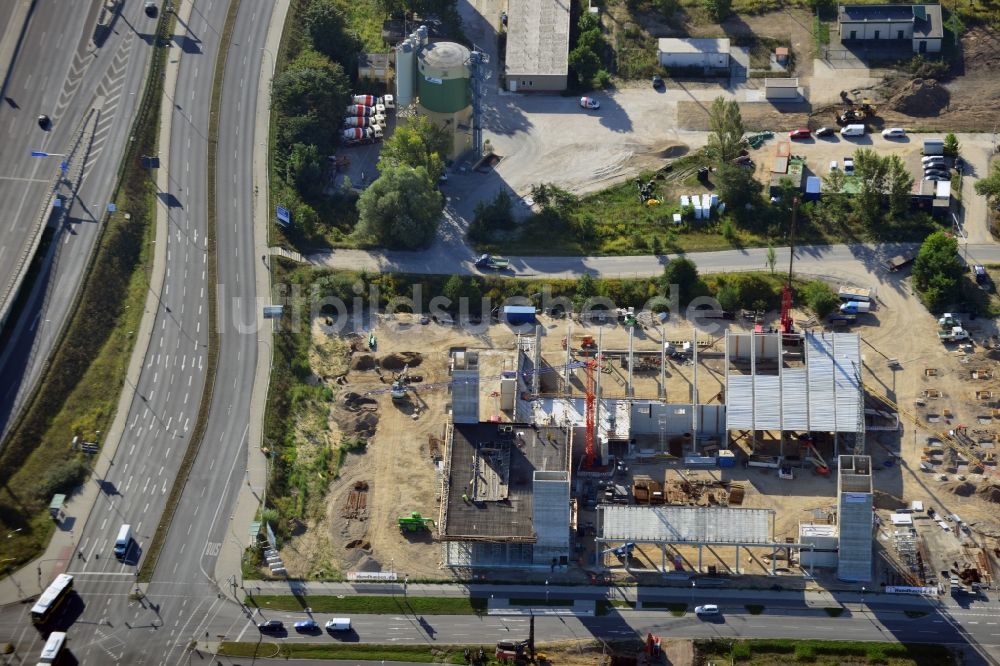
[395,38,416,107]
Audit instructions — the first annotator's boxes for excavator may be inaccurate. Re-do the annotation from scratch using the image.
[836,96,878,125]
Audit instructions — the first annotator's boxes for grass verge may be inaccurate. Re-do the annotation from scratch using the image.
[824,607,845,617]
[697,638,954,665]
[597,599,636,614]
[138,0,239,581]
[247,594,487,615]
[0,1,171,568]
[643,601,688,616]
[218,642,485,662]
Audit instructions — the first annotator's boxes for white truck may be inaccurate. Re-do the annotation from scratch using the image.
[342,125,383,146]
[939,326,970,342]
[114,524,133,560]
[839,300,871,314]
[352,94,395,109]
[343,115,386,128]
[838,285,872,302]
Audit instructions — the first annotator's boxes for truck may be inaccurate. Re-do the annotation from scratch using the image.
[342,125,383,146]
[343,114,386,128]
[114,523,133,560]
[939,326,970,342]
[938,313,961,329]
[886,254,915,272]
[345,104,377,117]
[474,254,510,271]
[839,300,871,314]
[352,94,395,108]
[838,285,872,302]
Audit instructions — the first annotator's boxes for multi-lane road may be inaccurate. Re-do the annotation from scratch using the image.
[0,0,158,434]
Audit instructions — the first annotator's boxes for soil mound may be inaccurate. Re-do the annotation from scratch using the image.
[380,352,423,371]
[351,354,376,371]
[342,392,378,411]
[943,480,976,497]
[873,490,906,511]
[977,484,1000,504]
[887,78,949,116]
[651,142,689,159]
[353,412,379,438]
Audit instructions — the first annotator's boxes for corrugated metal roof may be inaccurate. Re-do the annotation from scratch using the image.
[599,505,773,544]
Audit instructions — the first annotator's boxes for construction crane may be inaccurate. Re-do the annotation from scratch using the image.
[584,359,597,468]
[779,198,799,336]
[864,383,997,477]
[361,361,589,397]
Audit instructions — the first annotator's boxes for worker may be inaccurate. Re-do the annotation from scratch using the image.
[462,493,469,503]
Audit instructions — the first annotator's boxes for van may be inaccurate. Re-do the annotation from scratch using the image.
[114,524,133,559]
[923,138,944,155]
[840,124,865,137]
[325,618,351,631]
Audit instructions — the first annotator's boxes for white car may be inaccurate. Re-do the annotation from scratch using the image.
[843,157,855,175]
[881,127,906,138]
[695,604,720,616]
[922,156,947,165]
[579,96,600,110]
[829,160,838,173]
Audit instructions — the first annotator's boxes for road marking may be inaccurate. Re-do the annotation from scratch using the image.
[165,447,171,458]
[184,417,189,431]
[162,480,167,493]
[184,391,189,404]
[129,443,136,455]
[165,417,172,430]
[143,502,149,513]
[204,542,221,557]
[125,475,133,492]
[180,543,185,554]
[158,466,164,477]
[142,477,149,493]
[187,524,192,535]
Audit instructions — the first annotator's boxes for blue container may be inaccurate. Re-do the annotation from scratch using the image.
[717,450,736,468]
[502,305,536,326]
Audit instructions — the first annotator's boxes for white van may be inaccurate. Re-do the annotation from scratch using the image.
[113,524,133,559]
[840,124,865,137]
[325,618,351,631]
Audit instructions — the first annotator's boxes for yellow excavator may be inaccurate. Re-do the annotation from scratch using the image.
[837,97,878,125]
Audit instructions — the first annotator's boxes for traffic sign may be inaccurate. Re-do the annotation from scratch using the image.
[275,205,291,226]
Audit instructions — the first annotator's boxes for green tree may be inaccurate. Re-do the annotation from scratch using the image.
[716,284,740,311]
[285,143,324,200]
[575,273,597,308]
[377,115,450,182]
[304,0,360,69]
[885,154,915,219]
[853,148,888,228]
[975,161,1000,206]
[802,280,840,318]
[442,275,466,307]
[705,0,732,22]
[275,114,337,162]
[660,257,704,305]
[912,231,962,312]
[716,164,760,216]
[706,97,745,164]
[355,166,443,249]
[272,50,350,155]
[943,133,961,157]
[569,45,601,87]
[469,190,515,243]
[766,243,777,274]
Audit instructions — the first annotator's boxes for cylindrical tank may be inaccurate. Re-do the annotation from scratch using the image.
[395,39,416,107]
[416,25,428,47]
[352,94,379,106]
[416,41,471,114]
[345,105,374,116]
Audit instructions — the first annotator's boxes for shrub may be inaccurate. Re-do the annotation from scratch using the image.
[35,457,89,502]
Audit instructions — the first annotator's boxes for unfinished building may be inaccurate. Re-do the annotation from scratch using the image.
[725,331,865,468]
[438,422,572,568]
[836,454,874,582]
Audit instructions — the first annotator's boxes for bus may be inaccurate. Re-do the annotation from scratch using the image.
[30,574,73,625]
[37,631,66,664]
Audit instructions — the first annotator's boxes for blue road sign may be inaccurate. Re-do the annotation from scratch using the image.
[30,150,49,157]
[275,205,291,226]
[60,160,69,173]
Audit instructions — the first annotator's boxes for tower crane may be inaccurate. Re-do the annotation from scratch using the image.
[780,197,799,336]
[584,359,597,468]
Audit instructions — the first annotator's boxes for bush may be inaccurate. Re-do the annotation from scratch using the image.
[35,457,89,502]
[802,280,840,318]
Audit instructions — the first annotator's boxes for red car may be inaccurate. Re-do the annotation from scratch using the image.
[788,128,811,140]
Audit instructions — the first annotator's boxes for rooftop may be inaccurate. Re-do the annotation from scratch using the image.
[505,0,571,77]
[441,422,570,541]
[657,38,731,54]
[838,4,943,38]
[598,505,774,545]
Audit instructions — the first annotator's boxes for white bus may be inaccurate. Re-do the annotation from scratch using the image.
[37,630,66,664]
[30,574,74,625]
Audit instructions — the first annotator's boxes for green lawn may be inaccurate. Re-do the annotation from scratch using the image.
[697,638,955,665]
[248,594,488,615]
[218,643,469,663]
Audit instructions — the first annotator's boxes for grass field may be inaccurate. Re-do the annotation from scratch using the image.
[697,638,955,665]
[218,642,470,663]
[248,594,488,615]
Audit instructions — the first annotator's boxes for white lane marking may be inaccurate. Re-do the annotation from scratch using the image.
[143,502,149,513]
[125,475,133,492]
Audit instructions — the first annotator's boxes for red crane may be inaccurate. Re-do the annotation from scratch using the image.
[584,360,597,468]
[780,198,799,335]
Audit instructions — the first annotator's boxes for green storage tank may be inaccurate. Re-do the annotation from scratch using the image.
[416,41,471,114]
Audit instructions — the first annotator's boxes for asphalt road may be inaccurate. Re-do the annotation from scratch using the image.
[0,0,158,435]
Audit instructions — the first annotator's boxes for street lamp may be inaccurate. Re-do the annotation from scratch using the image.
[545,579,549,604]
[860,586,866,611]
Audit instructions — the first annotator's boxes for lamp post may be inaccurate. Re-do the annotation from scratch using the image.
[860,585,866,611]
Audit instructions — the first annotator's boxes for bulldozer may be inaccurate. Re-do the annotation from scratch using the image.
[836,97,877,125]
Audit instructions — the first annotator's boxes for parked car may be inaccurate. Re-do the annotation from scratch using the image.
[815,127,835,137]
[843,157,855,175]
[579,97,600,110]
[294,620,319,632]
[881,127,906,138]
[922,155,948,165]
[788,128,811,140]
[924,168,950,178]
[258,620,284,632]
[144,1,158,17]
[695,604,720,616]
[652,75,665,89]
[973,264,990,285]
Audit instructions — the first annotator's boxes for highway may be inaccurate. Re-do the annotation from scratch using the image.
[0,0,158,435]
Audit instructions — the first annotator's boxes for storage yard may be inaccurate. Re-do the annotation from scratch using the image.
[270,284,1000,593]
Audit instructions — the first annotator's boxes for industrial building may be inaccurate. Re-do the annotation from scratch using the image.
[764,78,800,101]
[504,0,571,91]
[838,4,943,53]
[657,38,731,72]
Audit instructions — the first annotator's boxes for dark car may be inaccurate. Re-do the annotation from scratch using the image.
[37,114,51,130]
[258,620,284,632]
[652,75,665,90]
[924,174,950,182]
[924,169,950,178]
[788,128,811,140]
[815,127,835,137]
[145,1,158,17]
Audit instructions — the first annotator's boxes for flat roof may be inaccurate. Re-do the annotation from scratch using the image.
[598,505,774,545]
[441,422,570,541]
[838,3,943,37]
[658,38,731,55]
[505,0,571,77]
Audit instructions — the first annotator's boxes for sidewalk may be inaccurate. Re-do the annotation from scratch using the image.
[212,0,290,589]
[0,0,190,607]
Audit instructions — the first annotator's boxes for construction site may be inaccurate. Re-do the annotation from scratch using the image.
[273,257,1000,594]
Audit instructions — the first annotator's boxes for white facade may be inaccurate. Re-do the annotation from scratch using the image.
[657,38,730,69]
[764,78,800,100]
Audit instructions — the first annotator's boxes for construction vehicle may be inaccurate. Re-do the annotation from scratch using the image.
[799,435,830,475]
[352,94,395,108]
[636,178,657,203]
[561,335,597,351]
[600,542,637,560]
[836,97,877,125]
[342,125,383,146]
[474,254,510,271]
[866,384,996,476]
[939,326,970,342]
[344,114,386,128]
[838,285,872,302]
[398,511,435,532]
[495,615,542,664]
[390,365,410,401]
